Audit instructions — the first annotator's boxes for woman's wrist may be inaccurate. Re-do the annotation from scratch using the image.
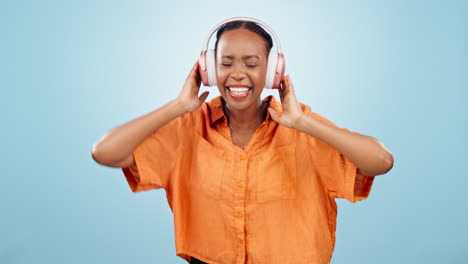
[292,112,305,130]
[170,98,190,117]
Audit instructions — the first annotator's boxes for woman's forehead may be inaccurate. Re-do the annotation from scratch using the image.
[216,28,268,57]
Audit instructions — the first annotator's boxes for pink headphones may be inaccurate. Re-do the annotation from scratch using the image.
[198,17,285,89]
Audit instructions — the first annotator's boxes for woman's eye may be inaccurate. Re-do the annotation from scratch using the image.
[221,63,232,67]
[246,64,257,68]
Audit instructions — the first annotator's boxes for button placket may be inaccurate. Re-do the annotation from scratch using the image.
[234,151,247,262]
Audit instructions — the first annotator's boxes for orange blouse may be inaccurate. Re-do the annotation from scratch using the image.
[122,95,375,264]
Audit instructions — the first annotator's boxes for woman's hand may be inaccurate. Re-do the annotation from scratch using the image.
[175,61,210,113]
[268,75,304,129]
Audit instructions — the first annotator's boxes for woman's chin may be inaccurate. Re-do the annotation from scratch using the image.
[223,95,261,112]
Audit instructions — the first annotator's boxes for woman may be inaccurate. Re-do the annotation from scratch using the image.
[92,18,393,264]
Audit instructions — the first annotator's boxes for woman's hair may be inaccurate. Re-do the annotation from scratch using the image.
[214,21,273,57]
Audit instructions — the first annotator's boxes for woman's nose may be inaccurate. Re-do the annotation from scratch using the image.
[230,72,245,80]
[230,67,246,80]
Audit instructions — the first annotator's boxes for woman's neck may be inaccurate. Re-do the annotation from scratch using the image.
[223,99,267,131]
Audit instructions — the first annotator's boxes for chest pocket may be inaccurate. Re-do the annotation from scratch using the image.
[190,135,226,200]
[256,145,297,203]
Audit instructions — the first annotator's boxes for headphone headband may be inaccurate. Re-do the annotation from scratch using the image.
[201,17,283,53]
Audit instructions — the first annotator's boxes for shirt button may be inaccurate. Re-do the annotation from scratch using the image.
[236,212,243,218]
[239,239,244,244]
[240,155,246,160]
[237,183,243,189]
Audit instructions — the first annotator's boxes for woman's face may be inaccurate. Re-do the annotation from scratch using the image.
[215,28,268,111]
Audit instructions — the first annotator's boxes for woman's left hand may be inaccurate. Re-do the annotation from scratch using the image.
[268,75,304,129]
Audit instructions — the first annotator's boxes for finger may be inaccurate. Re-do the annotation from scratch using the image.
[282,75,291,96]
[187,61,200,80]
[279,88,284,103]
[283,76,298,102]
[287,75,295,95]
[192,60,199,72]
[195,70,201,87]
[198,91,210,102]
[192,84,201,97]
[268,107,281,123]
[279,81,285,103]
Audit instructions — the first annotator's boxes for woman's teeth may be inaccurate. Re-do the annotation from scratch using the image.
[228,87,251,95]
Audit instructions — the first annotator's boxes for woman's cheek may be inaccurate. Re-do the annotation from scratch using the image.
[253,70,265,86]
[216,69,228,83]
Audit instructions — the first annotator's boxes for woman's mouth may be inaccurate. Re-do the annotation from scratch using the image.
[226,86,252,99]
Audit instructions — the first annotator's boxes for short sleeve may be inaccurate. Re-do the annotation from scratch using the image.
[303,106,375,203]
[122,113,188,192]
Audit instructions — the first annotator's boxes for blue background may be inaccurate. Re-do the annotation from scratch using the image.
[2,0,467,263]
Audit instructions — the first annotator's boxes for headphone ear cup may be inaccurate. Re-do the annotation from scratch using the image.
[198,51,209,86]
[273,53,285,89]
[265,50,278,89]
[206,49,217,86]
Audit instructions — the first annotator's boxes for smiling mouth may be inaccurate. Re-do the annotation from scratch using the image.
[227,86,252,95]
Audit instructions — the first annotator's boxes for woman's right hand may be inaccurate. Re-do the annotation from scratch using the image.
[176,61,210,113]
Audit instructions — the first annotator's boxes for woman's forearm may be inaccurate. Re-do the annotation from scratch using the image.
[91,99,186,167]
[295,114,394,176]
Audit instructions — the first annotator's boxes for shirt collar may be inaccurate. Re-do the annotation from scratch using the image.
[208,95,282,125]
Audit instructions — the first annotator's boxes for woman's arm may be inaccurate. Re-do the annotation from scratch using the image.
[91,62,209,168]
[91,100,185,168]
[294,115,393,176]
[268,76,393,177]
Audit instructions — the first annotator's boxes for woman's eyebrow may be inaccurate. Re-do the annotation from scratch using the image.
[242,55,260,60]
[220,55,260,60]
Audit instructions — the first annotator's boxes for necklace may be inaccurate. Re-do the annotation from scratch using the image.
[229,125,248,149]
[223,101,267,149]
